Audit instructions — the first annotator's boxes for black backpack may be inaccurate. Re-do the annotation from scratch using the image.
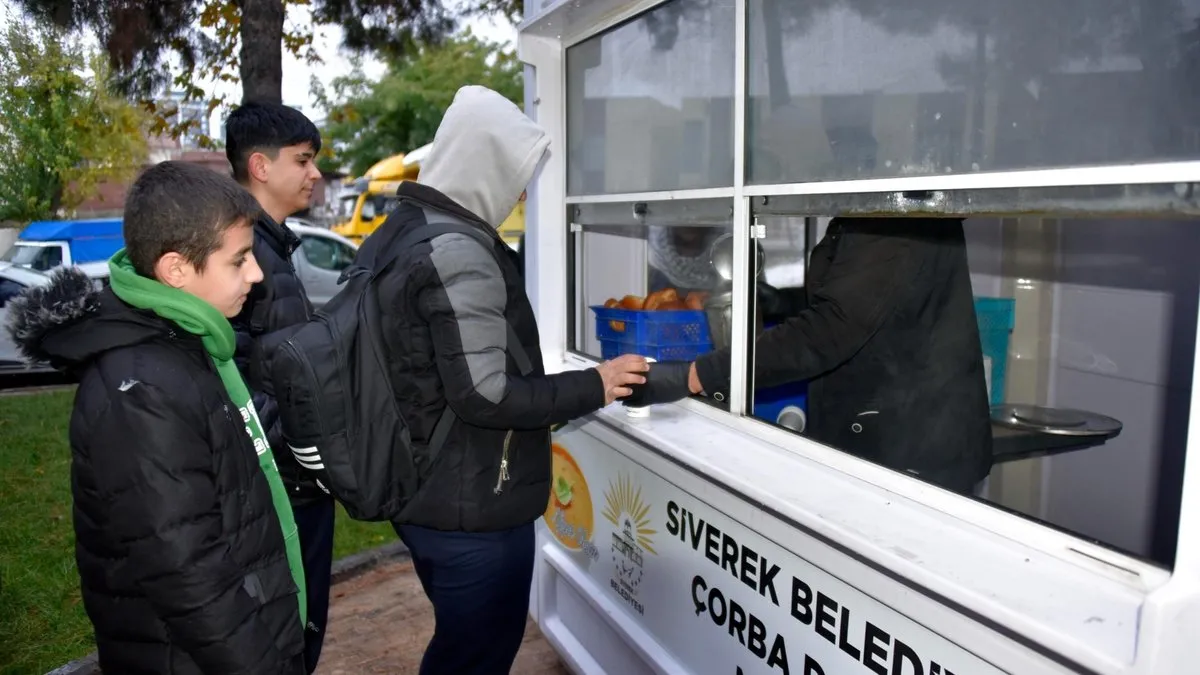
[270,208,532,521]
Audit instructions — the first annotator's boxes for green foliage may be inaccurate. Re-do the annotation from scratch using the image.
[0,19,148,223]
[12,0,458,144]
[463,0,523,23]
[315,30,523,177]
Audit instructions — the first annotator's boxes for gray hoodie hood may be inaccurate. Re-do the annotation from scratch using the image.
[417,85,550,228]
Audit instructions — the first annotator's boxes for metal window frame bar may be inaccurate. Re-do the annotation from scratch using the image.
[744,161,1200,196]
[560,162,1200,205]
[565,187,736,204]
[729,0,750,415]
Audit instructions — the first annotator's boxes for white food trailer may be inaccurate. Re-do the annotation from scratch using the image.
[515,1,1200,673]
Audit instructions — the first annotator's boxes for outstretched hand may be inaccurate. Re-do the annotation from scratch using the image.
[595,354,650,404]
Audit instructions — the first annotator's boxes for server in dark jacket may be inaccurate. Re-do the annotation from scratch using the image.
[6,162,305,674]
[373,85,649,675]
[631,217,993,494]
[224,102,335,672]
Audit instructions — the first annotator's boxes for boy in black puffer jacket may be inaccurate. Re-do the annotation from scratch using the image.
[225,102,335,673]
[6,161,306,674]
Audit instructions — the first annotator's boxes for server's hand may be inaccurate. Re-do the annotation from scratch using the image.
[621,362,693,408]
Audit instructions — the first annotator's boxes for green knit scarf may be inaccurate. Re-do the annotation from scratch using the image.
[107,249,306,628]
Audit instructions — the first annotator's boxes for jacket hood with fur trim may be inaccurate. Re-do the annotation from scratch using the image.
[5,267,166,370]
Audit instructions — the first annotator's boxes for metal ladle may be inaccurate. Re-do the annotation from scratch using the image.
[703,234,767,351]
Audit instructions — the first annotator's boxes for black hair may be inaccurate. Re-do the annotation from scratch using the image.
[124,161,263,278]
[224,101,322,184]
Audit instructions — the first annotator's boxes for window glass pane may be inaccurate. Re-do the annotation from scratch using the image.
[731,195,1196,567]
[374,195,399,216]
[301,236,346,271]
[748,0,1200,184]
[38,247,61,271]
[3,245,61,271]
[567,0,736,195]
[333,242,357,270]
[570,199,732,373]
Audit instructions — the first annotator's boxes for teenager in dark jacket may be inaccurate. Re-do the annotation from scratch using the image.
[5,161,306,674]
[368,85,648,674]
[629,217,993,494]
[225,102,335,672]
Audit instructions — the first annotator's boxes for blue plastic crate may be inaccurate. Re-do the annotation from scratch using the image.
[974,297,1015,406]
[592,306,710,344]
[591,305,712,362]
[599,338,713,362]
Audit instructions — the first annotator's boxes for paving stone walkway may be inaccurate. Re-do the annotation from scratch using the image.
[318,559,572,674]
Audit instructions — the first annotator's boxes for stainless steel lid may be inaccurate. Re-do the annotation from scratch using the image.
[990,404,1122,437]
[709,233,765,281]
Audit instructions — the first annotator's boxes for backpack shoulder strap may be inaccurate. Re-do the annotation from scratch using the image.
[389,211,535,375]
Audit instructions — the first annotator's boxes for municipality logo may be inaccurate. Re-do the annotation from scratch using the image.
[603,473,656,616]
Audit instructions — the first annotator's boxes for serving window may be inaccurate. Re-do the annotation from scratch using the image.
[732,186,1200,568]
[566,185,1199,569]
[568,199,732,395]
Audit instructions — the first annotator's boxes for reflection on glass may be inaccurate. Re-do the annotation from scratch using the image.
[691,216,993,496]
[748,0,1200,184]
[740,212,1195,568]
[566,0,736,194]
[647,226,727,293]
[576,223,732,365]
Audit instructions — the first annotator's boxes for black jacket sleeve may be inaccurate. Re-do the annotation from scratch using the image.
[419,234,604,429]
[695,227,917,395]
[233,310,298,455]
[91,382,290,674]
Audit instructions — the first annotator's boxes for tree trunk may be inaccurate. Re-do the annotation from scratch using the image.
[47,174,64,219]
[239,0,284,105]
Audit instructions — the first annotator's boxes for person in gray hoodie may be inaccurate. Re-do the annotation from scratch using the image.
[366,85,648,674]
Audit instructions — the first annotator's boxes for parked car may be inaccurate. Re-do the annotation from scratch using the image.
[286,221,359,308]
[0,263,52,366]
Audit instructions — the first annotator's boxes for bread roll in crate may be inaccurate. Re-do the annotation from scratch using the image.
[590,287,714,361]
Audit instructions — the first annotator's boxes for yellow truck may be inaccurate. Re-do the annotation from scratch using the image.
[331,153,418,244]
[331,143,525,249]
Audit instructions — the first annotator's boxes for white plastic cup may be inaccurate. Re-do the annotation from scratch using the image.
[776,405,806,432]
[625,357,657,418]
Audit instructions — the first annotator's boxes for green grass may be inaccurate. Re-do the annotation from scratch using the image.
[333,504,395,561]
[0,390,91,675]
[0,389,394,675]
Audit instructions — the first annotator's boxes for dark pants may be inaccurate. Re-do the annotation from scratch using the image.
[294,497,336,674]
[393,522,536,675]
